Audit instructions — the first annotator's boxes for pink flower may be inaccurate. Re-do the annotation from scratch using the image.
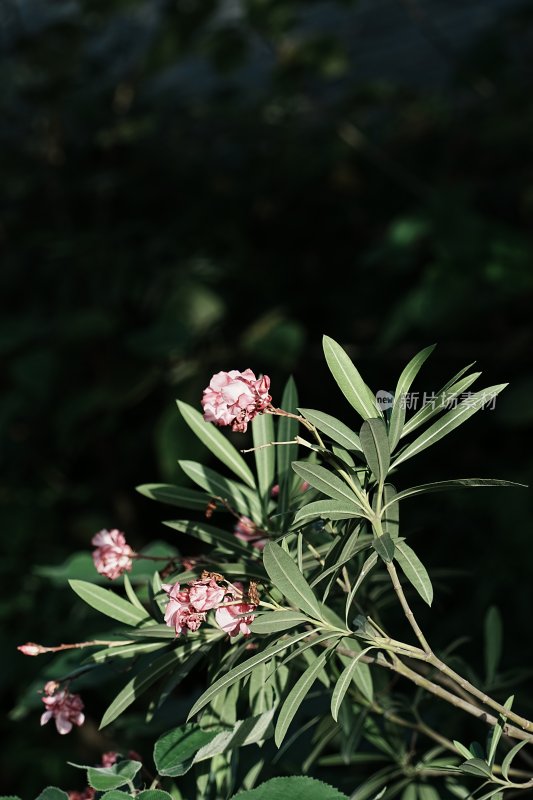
[271,484,280,498]
[100,751,119,768]
[188,577,226,612]
[40,684,85,735]
[92,529,134,580]
[162,582,206,636]
[201,369,272,433]
[68,789,95,800]
[18,642,43,656]
[234,516,268,550]
[215,583,257,637]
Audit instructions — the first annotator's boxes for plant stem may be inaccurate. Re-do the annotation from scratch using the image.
[386,560,431,655]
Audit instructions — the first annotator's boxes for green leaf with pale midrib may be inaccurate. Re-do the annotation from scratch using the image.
[293,500,367,527]
[250,611,312,634]
[252,412,275,512]
[298,408,362,452]
[359,419,390,485]
[389,344,436,451]
[401,369,481,438]
[292,462,364,507]
[277,377,299,526]
[178,460,259,521]
[263,542,323,619]
[331,646,374,721]
[394,541,433,606]
[177,400,256,489]
[322,336,381,420]
[164,519,257,559]
[275,650,330,746]
[381,478,526,512]
[136,483,209,510]
[69,580,150,626]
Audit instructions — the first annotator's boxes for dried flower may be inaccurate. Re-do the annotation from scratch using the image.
[92,529,134,580]
[40,684,85,735]
[201,370,271,433]
[215,582,257,637]
[162,582,206,635]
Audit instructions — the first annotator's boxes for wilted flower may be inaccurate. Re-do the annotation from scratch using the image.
[188,576,226,612]
[234,516,268,550]
[201,369,272,433]
[162,582,206,635]
[40,683,85,735]
[92,529,134,580]
[215,582,257,637]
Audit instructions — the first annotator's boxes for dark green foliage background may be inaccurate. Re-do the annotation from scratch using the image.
[2,0,532,795]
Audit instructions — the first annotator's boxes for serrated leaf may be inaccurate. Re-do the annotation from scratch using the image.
[402,369,481,437]
[137,792,174,800]
[360,419,390,485]
[100,643,209,728]
[382,479,525,512]
[68,580,149,626]
[323,336,380,420]
[389,345,436,451]
[177,400,256,488]
[136,483,209,511]
[252,412,275,509]
[298,409,362,452]
[501,739,528,780]
[35,790,69,800]
[277,377,299,523]
[263,542,322,619]
[331,647,374,721]
[394,541,433,605]
[372,533,395,563]
[392,385,508,469]
[99,792,131,800]
[293,500,367,527]
[292,462,365,507]
[154,723,222,777]
[275,650,330,746]
[230,776,349,800]
[250,611,311,634]
[187,631,311,719]
[485,606,503,685]
[87,760,142,791]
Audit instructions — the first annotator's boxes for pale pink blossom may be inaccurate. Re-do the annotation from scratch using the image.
[162,582,206,636]
[201,369,272,433]
[18,642,43,656]
[300,480,310,492]
[92,528,134,580]
[40,684,85,735]
[188,577,226,612]
[271,484,280,498]
[215,583,257,637]
[234,515,268,550]
[101,751,119,768]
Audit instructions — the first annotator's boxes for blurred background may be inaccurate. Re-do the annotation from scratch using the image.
[1,0,533,795]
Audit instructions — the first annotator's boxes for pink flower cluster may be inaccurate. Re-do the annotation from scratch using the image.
[92,528,134,580]
[201,369,272,433]
[40,681,85,735]
[163,575,257,638]
[234,515,268,550]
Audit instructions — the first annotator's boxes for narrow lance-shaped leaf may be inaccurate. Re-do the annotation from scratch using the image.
[372,533,395,563]
[68,580,149,627]
[177,400,256,489]
[323,336,381,420]
[391,384,508,469]
[360,419,390,485]
[178,460,260,521]
[502,740,529,780]
[252,412,275,510]
[163,520,257,559]
[292,500,367,528]
[250,611,312,634]
[263,542,323,619]
[394,541,433,606]
[401,369,481,438]
[275,650,330,746]
[381,479,526,513]
[292,462,364,508]
[331,646,374,721]
[388,344,436,451]
[298,408,362,452]
[277,376,299,521]
[136,483,210,511]
[345,552,379,626]
[381,484,399,538]
[487,695,514,765]
[485,606,503,685]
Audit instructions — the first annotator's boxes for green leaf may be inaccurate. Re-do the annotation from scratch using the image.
[392,384,507,469]
[35,790,69,800]
[331,646,374,721]
[275,650,330,746]
[177,400,256,488]
[87,760,142,791]
[298,409,362,452]
[345,552,379,625]
[252,412,275,508]
[178,461,258,520]
[99,793,131,800]
[485,606,503,684]
[293,500,367,527]
[382,479,525,512]
[230,776,349,800]
[137,792,174,800]
[453,740,475,761]
[488,695,514,765]
[187,631,311,719]
[154,723,222,777]
[402,369,481,437]
[191,709,276,765]
[277,377,299,522]
[360,419,390,485]
[68,580,149,626]
[389,345,436,451]
[501,739,528,780]
[322,336,380,420]
[123,573,146,612]
[100,643,209,728]
[459,758,493,778]
[337,638,374,702]
[381,484,399,538]
[394,541,433,605]
[136,483,209,511]
[263,542,322,619]
[292,462,364,507]
[163,520,257,559]
[86,641,168,663]
[372,533,395,563]
[250,611,311,634]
